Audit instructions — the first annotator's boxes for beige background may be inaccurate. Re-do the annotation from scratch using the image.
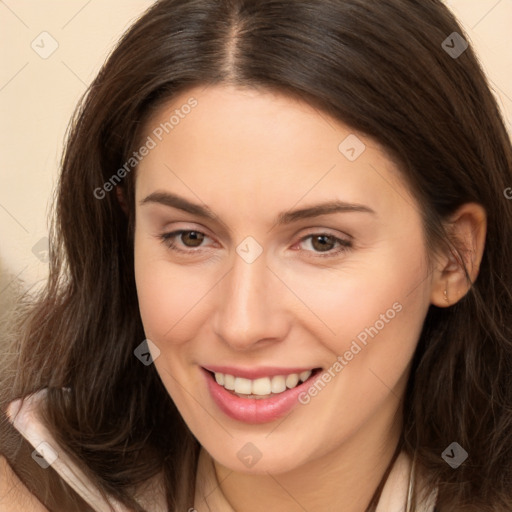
[0,0,511,298]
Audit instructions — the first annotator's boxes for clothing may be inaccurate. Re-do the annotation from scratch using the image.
[7,390,438,511]
[194,446,438,512]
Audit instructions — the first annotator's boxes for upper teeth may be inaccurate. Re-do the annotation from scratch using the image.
[214,370,312,397]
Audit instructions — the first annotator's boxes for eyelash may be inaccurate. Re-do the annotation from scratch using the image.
[158,230,353,258]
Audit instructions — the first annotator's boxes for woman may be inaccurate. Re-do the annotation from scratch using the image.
[1,0,511,510]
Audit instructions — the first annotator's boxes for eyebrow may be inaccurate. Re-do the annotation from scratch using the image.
[140,191,376,225]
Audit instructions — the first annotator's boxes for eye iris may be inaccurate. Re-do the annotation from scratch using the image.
[182,231,204,247]
[311,235,335,252]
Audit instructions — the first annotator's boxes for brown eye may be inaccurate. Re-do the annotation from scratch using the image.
[310,234,337,252]
[159,230,210,253]
[296,233,352,258]
[180,231,205,247]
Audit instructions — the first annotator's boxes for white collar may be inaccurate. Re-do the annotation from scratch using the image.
[194,441,438,511]
[8,389,437,512]
[7,390,158,512]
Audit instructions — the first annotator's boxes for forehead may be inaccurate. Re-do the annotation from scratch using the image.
[135,84,413,221]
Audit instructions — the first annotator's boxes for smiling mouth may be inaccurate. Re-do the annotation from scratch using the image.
[204,368,323,399]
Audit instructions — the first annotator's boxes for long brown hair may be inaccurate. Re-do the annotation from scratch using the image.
[1,0,511,510]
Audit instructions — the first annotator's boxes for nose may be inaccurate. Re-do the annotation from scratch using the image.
[212,248,290,351]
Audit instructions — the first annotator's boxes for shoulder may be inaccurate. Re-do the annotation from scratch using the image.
[5,390,156,512]
[0,455,49,512]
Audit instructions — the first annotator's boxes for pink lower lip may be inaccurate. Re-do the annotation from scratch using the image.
[202,367,320,424]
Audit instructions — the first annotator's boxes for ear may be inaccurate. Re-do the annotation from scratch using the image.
[116,186,129,215]
[430,203,487,307]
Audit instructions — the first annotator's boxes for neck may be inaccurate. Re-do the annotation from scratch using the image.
[214,397,404,512]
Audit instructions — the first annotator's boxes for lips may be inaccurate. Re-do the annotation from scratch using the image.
[201,366,322,424]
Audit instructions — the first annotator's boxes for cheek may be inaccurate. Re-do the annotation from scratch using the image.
[288,238,431,391]
[286,245,430,451]
[133,242,205,408]
[286,248,427,344]
[133,236,215,346]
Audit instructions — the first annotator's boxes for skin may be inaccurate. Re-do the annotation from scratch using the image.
[132,84,486,512]
[0,456,49,511]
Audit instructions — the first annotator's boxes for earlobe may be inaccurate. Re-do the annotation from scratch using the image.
[430,203,487,307]
[116,186,129,215]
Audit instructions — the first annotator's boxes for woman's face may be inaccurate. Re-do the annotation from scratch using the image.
[133,84,434,474]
